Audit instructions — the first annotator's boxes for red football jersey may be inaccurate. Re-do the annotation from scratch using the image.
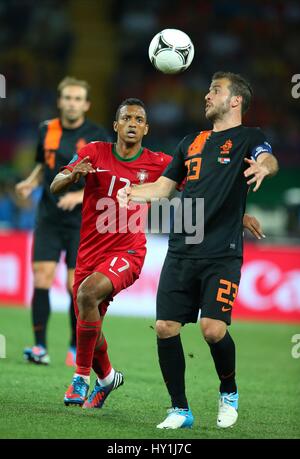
[63,142,172,270]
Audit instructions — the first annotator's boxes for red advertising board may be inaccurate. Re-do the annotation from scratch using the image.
[0,231,31,306]
[234,244,300,323]
[0,231,299,322]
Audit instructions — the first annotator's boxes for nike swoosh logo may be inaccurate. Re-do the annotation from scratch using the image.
[96,168,110,172]
[222,306,231,312]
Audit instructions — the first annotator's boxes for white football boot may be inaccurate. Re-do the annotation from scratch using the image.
[217,392,239,428]
[157,407,194,429]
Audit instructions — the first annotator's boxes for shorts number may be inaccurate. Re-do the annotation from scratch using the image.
[185,157,202,181]
[109,257,130,275]
[216,279,238,306]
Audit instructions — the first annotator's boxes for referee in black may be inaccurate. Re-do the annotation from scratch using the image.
[118,71,279,429]
[16,76,110,366]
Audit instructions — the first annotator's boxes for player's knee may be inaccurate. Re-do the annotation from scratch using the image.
[201,321,226,344]
[155,320,180,338]
[77,283,101,312]
[67,272,75,293]
[67,282,74,294]
[33,269,54,289]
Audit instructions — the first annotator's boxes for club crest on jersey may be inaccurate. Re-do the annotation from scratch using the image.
[76,138,87,152]
[217,157,231,164]
[220,139,233,155]
[137,169,148,183]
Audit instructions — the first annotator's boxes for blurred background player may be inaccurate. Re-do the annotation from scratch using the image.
[50,98,173,408]
[15,76,110,366]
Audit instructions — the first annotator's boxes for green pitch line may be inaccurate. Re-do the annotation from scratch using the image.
[0,306,299,439]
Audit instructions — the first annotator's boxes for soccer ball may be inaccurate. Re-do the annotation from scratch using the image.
[148,29,194,74]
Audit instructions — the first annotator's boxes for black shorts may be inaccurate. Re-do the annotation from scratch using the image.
[156,254,243,325]
[32,219,80,269]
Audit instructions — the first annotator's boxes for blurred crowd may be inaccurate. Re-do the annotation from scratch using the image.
[0,0,74,229]
[111,0,300,162]
[0,0,74,164]
[0,0,299,237]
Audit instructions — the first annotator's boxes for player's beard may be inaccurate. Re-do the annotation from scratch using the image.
[206,97,231,123]
[63,109,84,124]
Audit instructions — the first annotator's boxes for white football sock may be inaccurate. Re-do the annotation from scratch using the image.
[98,368,115,387]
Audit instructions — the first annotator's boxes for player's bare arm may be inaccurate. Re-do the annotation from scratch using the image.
[243,213,265,239]
[244,153,279,192]
[50,156,95,194]
[117,176,176,208]
[15,164,44,199]
[57,189,84,211]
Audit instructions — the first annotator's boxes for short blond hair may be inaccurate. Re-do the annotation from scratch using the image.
[57,76,91,100]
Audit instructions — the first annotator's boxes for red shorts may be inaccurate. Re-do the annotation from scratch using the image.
[73,249,146,318]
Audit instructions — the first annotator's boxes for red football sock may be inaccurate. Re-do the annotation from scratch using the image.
[92,336,112,379]
[76,318,101,376]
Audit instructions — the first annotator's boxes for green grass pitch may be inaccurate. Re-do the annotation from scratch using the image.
[0,306,299,439]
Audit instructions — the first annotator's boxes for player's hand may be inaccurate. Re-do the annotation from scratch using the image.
[71,156,95,183]
[15,181,34,199]
[244,158,269,192]
[243,213,265,240]
[57,192,82,211]
[117,186,132,208]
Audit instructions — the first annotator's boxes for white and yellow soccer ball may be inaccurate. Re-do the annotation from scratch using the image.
[148,28,194,74]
